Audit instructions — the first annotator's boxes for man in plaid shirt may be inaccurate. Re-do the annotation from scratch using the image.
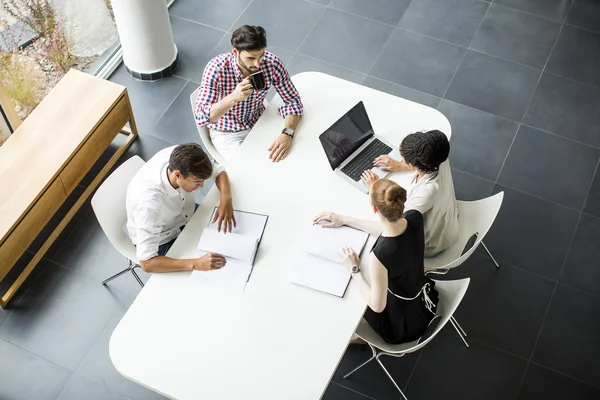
[194,25,303,163]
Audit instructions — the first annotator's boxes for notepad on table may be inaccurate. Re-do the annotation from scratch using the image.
[190,208,268,292]
[290,224,369,297]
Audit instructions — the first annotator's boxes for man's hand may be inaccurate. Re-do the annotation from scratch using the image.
[231,78,253,103]
[373,155,404,172]
[268,134,292,162]
[361,170,379,190]
[192,253,226,271]
[339,245,360,271]
[213,198,236,233]
[313,212,345,228]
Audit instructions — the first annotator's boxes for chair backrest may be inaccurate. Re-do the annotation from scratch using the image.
[424,192,504,271]
[91,156,145,263]
[355,278,470,354]
[190,88,228,167]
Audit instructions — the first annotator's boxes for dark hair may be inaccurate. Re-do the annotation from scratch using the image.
[231,25,267,52]
[168,143,212,179]
[400,130,450,174]
[370,179,407,222]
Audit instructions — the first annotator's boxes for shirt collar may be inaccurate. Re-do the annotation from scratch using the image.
[161,165,180,198]
[228,53,244,81]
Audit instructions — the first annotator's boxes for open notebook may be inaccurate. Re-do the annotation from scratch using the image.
[190,208,268,292]
[290,224,369,297]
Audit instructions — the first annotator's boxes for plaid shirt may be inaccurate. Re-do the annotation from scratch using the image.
[194,51,303,132]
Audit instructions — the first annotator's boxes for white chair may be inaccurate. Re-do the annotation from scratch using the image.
[91,156,146,288]
[424,192,504,273]
[343,278,470,400]
[189,87,270,168]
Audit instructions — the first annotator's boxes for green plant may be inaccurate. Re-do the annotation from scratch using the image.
[0,52,39,110]
[0,0,57,38]
[39,20,73,72]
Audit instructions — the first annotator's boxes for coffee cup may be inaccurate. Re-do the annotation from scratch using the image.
[249,70,266,90]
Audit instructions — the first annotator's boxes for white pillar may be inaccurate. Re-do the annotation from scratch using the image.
[110,0,178,80]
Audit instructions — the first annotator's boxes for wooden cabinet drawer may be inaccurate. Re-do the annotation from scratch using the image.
[0,178,67,281]
[59,95,129,195]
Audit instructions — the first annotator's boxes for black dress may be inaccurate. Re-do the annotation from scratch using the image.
[364,210,439,344]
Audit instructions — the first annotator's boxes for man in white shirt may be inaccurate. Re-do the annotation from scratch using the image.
[364,130,459,257]
[126,143,236,273]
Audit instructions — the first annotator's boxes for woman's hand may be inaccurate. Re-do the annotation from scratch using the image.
[361,170,379,190]
[339,246,360,270]
[313,212,345,228]
[373,155,404,172]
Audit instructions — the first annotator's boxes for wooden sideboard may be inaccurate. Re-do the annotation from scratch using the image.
[0,69,138,308]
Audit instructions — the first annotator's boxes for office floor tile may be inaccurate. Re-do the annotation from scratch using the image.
[405,328,527,400]
[566,0,600,33]
[370,29,466,96]
[470,5,561,69]
[497,125,600,210]
[485,185,579,279]
[362,76,441,108]
[150,81,205,145]
[169,15,225,81]
[584,171,600,218]
[234,0,325,52]
[56,373,126,400]
[0,261,131,371]
[77,314,168,400]
[561,214,600,297]
[439,100,519,181]
[322,382,373,400]
[168,0,251,31]
[518,363,600,400]
[524,72,600,148]
[445,51,541,121]
[298,8,393,74]
[109,65,188,133]
[287,53,366,85]
[0,338,70,400]
[546,25,600,87]
[532,284,600,388]
[451,169,494,201]
[398,0,489,47]
[444,254,556,358]
[493,0,573,22]
[329,0,411,25]
[332,343,420,399]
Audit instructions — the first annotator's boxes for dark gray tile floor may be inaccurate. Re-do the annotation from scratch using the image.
[2,0,600,399]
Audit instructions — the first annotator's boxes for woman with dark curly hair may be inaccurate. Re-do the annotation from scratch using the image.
[366,130,459,257]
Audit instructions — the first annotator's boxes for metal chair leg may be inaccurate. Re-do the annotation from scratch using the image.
[102,264,132,285]
[131,265,145,288]
[481,241,499,268]
[425,268,449,276]
[451,316,467,337]
[343,344,377,379]
[376,355,408,400]
[450,318,469,348]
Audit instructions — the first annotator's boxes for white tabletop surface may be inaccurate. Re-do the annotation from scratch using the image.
[109,72,451,400]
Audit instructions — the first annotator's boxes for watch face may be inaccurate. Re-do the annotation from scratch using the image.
[351,266,359,273]
[283,128,294,137]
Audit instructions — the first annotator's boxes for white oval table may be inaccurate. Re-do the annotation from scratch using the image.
[109,72,451,400]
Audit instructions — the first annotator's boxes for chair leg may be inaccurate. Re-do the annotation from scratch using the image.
[451,316,467,337]
[425,268,449,276]
[131,265,145,288]
[102,262,132,285]
[375,355,408,400]
[481,241,499,268]
[343,344,377,379]
[450,318,469,348]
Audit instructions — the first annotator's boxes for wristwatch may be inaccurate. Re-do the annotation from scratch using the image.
[282,127,295,138]
[351,265,361,274]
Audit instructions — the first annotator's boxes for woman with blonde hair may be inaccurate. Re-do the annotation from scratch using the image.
[315,179,438,344]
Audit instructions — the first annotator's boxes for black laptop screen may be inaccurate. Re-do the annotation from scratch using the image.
[319,101,374,170]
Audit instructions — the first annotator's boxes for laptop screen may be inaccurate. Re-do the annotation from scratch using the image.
[319,101,374,170]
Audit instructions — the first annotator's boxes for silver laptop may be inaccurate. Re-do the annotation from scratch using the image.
[319,101,400,193]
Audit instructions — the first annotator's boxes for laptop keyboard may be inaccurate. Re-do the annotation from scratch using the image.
[341,139,393,181]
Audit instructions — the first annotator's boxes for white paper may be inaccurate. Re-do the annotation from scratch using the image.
[197,229,258,262]
[190,253,252,293]
[207,208,267,239]
[290,252,351,297]
[300,224,369,263]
